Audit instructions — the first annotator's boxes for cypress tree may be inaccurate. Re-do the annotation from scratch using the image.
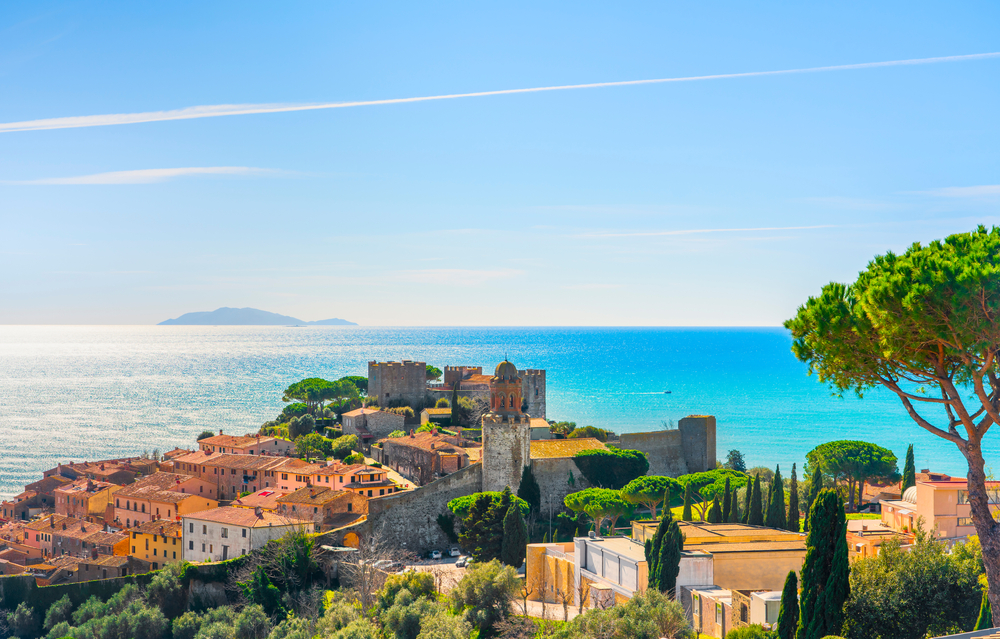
[776,570,798,639]
[500,504,528,567]
[749,475,764,526]
[766,465,787,530]
[902,444,916,492]
[804,465,823,532]
[645,508,683,594]
[976,584,993,630]
[729,486,741,523]
[742,477,753,524]
[798,488,848,639]
[517,465,541,516]
[722,476,732,522]
[682,482,693,521]
[788,463,800,533]
[708,493,722,524]
[450,383,459,423]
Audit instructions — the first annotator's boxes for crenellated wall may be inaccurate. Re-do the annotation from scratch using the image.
[368,360,426,408]
[519,369,546,419]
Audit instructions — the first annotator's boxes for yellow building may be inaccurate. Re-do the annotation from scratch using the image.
[128,519,183,569]
[525,543,578,605]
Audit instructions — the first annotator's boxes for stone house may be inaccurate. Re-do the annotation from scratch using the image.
[0,491,48,522]
[52,521,128,559]
[689,586,733,638]
[73,555,149,582]
[376,431,474,486]
[342,408,405,444]
[275,486,367,530]
[419,408,453,425]
[182,507,310,562]
[55,479,120,521]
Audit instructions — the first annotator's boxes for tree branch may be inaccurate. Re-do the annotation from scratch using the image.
[887,389,967,447]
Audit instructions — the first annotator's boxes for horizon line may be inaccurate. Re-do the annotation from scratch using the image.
[1,52,997,133]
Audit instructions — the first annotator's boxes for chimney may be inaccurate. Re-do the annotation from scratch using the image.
[219,429,223,436]
[410,429,415,438]
[100,464,105,471]
[255,506,263,519]
[62,523,67,530]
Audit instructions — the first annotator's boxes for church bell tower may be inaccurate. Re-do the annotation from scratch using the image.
[481,360,532,493]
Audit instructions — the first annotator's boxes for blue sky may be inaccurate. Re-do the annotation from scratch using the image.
[2,2,998,325]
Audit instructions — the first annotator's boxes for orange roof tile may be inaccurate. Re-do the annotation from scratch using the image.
[182,506,310,528]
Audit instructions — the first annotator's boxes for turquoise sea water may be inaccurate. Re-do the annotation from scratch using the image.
[0,325,987,499]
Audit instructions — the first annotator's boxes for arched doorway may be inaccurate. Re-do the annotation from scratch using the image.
[343,532,360,548]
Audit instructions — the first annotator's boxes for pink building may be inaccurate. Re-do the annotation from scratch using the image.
[881,474,1000,539]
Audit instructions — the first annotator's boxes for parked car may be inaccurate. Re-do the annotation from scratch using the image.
[429,549,442,560]
[449,547,461,557]
[455,557,467,568]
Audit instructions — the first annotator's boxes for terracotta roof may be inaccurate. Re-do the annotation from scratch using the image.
[114,473,191,497]
[173,451,224,465]
[182,506,310,528]
[162,448,192,459]
[529,438,607,459]
[530,418,550,429]
[131,520,182,536]
[343,408,383,417]
[233,490,289,510]
[383,432,468,454]
[282,463,325,476]
[206,455,288,471]
[52,522,103,540]
[199,434,277,448]
[55,479,116,495]
[26,476,73,493]
[277,486,348,506]
[84,531,128,546]
[24,515,73,532]
[83,554,129,567]
[466,374,493,384]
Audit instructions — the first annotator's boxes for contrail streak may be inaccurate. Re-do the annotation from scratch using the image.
[2,52,997,134]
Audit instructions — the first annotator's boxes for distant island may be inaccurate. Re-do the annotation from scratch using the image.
[158,307,357,326]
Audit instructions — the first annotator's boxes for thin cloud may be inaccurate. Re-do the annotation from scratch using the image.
[918,185,1000,198]
[575,225,837,238]
[4,166,278,185]
[2,52,997,133]
[394,268,523,286]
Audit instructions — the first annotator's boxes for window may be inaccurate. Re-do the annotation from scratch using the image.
[340,476,343,483]
[741,604,749,623]
[132,546,136,553]
[172,538,176,545]
[347,503,352,513]
[221,528,228,538]
[282,474,288,480]
[242,549,246,556]
[958,490,969,504]
[116,499,120,507]
[242,529,247,538]
[716,602,724,626]
[189,541,194,550]
[190,523,194,533]
[145,539,149,550]
[173,551,176,559]
[154,548,157,556]
[202,543,205,552]
[380,489,385,496]
[368,490,372,497]
[958,517,974,526]
[314,507,318,513]
[209,544,213,553]
[203,525,207,534]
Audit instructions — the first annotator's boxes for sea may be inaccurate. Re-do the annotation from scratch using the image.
[0,325,987,499]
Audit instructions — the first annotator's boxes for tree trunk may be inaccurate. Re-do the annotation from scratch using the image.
[965,445,1000,622]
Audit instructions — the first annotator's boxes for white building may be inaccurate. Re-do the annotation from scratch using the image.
[182,506,310,562]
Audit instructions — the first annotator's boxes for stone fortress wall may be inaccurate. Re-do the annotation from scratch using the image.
[368,360,426,408]
[618,415,717,477]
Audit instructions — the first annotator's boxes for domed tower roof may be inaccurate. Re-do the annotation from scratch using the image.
[903,486,917,504]
[493,360,519,381]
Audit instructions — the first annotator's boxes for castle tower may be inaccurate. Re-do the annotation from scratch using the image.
[481,360,532,494]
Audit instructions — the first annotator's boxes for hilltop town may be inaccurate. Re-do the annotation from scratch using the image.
[0,357,987,639]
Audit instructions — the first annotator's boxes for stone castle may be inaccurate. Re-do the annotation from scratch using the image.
[368,359,546,418]
[480,361,532,493]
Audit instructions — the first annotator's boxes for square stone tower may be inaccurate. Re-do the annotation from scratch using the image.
[481,360,532,494]
[368,360,426,408]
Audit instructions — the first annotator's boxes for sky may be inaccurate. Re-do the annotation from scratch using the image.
[1,2,998,326]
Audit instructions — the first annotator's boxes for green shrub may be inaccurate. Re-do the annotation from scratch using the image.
[573,448,649,489]
[725,625,775,639]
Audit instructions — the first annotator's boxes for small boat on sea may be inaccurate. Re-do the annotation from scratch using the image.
[664,390,672,394]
